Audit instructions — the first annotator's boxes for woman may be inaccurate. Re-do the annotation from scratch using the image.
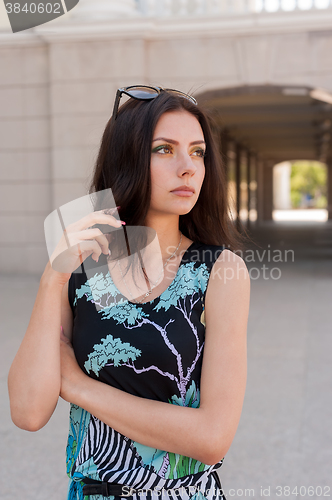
[8,86,250,500]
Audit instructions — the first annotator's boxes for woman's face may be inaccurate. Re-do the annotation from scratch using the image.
[148,109,206,218]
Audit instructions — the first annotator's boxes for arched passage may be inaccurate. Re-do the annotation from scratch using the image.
[197,84,332,225]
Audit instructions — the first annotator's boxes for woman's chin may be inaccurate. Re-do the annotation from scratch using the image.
[169,201,196,215]
[179,206,195,215]
[148,199,197,217]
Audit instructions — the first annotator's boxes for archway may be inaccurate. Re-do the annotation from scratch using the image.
[197,84,332,226]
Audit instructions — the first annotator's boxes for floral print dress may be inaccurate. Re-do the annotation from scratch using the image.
[66,241,227,500]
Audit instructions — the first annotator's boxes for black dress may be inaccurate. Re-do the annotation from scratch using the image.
[66,241,227,500]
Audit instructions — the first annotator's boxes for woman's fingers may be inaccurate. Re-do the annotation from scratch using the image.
[73,228,111,256]
[51,239,102,273]
[49,209,126,275]
[70,209,125,233]
[75,239,103,262]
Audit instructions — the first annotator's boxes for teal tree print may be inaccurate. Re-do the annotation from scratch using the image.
[76,263,210,404]
[84,334,141,377]
[121,263,210,405]
[74,272,123,310]
[170,380,200,408]
[100,300,148,325]
[154,262,209,312]
[74,271,148,325]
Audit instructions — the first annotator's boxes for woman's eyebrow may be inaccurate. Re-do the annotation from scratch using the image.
[152,137,206,146]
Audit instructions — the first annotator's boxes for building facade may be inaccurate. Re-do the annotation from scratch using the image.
[1,0,332,273]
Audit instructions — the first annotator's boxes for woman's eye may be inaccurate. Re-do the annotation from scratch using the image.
[192,148,206,158]
[152,145,172,154]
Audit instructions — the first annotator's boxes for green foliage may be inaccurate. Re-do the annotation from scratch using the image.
[290,190,302,208]
[290,161,327,208]
[316,195,327,208]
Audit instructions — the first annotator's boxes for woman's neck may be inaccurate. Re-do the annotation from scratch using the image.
[144,213,186,260]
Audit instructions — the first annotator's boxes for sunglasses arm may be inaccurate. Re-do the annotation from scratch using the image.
[110,89,123,126]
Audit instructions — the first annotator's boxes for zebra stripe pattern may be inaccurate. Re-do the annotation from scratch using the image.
[72,415,225,500]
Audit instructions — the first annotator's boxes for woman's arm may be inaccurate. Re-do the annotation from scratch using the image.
[7,263,70,431]
[60,249,250,465]
[8,210,122,431]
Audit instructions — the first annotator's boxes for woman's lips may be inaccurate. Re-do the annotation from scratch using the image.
[171,186,195,197]
[171,190,194,197]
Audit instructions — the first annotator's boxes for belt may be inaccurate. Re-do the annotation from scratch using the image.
[82,478,125,497]
[82,472,227,498]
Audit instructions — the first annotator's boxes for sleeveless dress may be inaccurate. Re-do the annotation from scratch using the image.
[66,241,227,500]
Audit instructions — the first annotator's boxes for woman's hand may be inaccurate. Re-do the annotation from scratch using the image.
[59,329,87,404]
[45,207,126,286]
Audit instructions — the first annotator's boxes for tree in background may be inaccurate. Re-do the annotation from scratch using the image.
[290,161,327,209]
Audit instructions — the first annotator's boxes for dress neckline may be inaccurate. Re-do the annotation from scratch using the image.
[106,241,198,307]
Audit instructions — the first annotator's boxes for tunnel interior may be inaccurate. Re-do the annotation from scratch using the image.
[198,84,332,225]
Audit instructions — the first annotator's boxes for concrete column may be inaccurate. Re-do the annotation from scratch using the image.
[235,143,241,222]
[327,161,332,220]
[178,0,190,16]
[220,129,229,179]
[249,154,258,222]
[273,161,291,209]
[247,151,251,223]
[262,162,274,221]
[73,0,138,19]
[256,159,264,223]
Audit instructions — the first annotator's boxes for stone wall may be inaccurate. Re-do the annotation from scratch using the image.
[0,42,51,273]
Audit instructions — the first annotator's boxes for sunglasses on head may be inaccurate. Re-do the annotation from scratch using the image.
[110,85,197,125]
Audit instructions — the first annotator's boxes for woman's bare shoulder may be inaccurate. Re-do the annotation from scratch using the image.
[204,248,250,314]
[209,249,250,282]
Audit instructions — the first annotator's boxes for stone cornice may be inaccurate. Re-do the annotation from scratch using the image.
[0,28,44,46]
[0,8,332,46]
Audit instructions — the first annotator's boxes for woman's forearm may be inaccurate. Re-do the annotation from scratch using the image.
[70,375,229,465]
[8,262,66,431]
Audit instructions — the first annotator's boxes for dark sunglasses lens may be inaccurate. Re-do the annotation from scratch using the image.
[127,86,159,99]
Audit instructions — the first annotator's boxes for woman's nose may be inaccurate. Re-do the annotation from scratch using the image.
[176,152,197,177]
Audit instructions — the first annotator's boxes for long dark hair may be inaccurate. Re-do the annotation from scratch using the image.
[90,90,246,256]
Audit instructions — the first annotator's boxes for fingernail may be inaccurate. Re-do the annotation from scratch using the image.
[108,249,112,256]
[121,221,126,225]
[116,206,121,209]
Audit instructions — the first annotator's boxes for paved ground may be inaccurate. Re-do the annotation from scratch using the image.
[1,219,331,500]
